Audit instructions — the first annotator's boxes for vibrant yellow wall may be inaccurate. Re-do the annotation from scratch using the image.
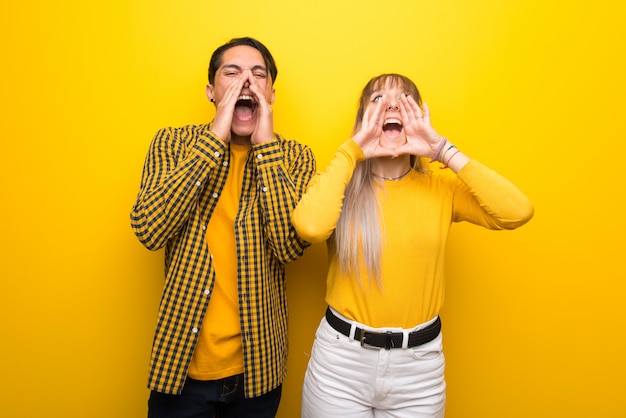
[1,1,624,417]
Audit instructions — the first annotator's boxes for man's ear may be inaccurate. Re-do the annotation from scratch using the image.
[270,88,275,105]
[206,84,215,103]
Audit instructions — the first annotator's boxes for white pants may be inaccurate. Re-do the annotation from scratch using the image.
[301,312,446,418]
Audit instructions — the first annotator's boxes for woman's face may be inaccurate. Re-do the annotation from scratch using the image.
[367,83,411,149]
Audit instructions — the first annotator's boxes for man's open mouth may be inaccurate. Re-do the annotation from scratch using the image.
[234,95,257,121]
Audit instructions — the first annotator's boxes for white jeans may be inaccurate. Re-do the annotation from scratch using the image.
[301,311,446,418]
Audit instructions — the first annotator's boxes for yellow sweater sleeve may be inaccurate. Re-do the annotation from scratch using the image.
[292,139,364,243]
[454,160,535,229]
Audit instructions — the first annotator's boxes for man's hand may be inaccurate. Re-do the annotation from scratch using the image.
[210,72,248,142]
[247,69,274,145]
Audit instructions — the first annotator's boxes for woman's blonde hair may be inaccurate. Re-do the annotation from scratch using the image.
[333,74,424,286]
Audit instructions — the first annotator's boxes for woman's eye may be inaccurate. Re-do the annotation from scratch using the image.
[372,95,383,103]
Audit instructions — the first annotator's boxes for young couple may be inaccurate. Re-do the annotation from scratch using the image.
[131,37,534,418]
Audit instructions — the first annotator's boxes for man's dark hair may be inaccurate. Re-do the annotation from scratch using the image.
[208,37,278,85]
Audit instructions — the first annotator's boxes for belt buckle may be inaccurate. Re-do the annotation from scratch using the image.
[360,330,395,350]
[359,331,376,349]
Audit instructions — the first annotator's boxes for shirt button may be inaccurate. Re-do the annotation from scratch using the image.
[202,225,207,231]
[256,154,263,160]
[212,192,219,199]
[262,186,268,192]
[214,151,220,158]
[223,161,228,166]
[204,289,210,295]
[195,181,202,186]
[192,327,199,334]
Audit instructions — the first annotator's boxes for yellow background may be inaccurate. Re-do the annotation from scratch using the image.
[1,0,624,417]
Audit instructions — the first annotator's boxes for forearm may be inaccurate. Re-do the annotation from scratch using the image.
[429,137,533,228]
[455,159,534,229]
[130,128,225,250]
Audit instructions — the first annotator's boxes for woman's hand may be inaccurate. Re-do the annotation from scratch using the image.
[352,96,404,159]
[353,95,446,160]
[396,96,445,159]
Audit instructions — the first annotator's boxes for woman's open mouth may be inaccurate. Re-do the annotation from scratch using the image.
[382,118,403,139]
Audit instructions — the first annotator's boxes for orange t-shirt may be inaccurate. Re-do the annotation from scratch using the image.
[187,143,250,380]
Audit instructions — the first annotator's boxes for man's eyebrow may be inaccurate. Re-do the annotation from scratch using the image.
[221,64,267,72]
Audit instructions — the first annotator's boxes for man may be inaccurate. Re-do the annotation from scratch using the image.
[130,37,316,417]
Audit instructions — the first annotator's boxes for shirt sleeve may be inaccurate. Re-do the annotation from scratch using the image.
[451,159,534,229]
[292,139,364,243]
[130,126,226,250]
[253,134,317,263]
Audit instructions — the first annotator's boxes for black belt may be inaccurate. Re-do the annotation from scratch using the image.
[325,307,441,350]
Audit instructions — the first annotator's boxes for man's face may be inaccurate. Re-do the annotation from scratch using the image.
[208,45,275,138]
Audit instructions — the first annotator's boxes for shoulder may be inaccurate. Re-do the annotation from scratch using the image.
[275,133,309,148]
[409,165,463,194]
[275,133,314,158]
[154,124,210,145]
[172,124,210,140]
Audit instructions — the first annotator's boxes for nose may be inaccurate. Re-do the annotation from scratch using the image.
[387,103,399,111]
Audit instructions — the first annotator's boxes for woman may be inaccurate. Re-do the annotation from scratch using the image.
[292,74,534,418]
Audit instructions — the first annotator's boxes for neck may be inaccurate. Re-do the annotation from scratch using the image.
[370,156,412,180]
[371,167,412,181]
[230,134,252,146]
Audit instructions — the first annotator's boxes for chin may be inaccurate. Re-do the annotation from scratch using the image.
[231,123,254,138]
[380,136,407,149]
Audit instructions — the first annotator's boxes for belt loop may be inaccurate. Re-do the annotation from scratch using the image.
[348,323,357,341]
[401,330,410,349]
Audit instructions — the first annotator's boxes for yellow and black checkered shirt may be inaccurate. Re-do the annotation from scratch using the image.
[130,124,316,397]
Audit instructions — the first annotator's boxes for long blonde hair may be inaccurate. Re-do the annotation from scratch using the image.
[333,74,424,286]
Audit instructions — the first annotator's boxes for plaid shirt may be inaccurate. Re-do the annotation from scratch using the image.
[130,123,315,397]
